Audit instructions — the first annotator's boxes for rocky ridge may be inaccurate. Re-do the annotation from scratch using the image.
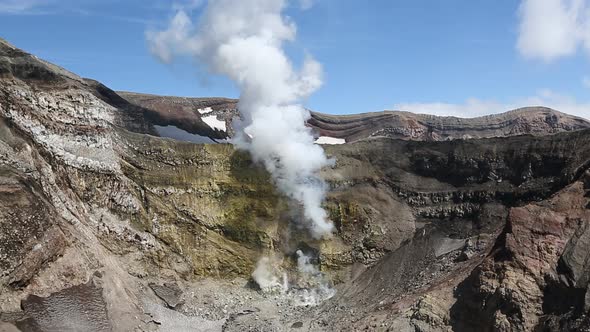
[118,91,590,143]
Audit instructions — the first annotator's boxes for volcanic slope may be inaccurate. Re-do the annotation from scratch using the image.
[1,38,590,331]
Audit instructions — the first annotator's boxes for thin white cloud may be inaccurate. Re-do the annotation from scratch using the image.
[0,0,155,24]
[0,0,49,14]
[394,90,590,120]
[517,0,590,62]
[172,0,204,11]
[299,0,314,10]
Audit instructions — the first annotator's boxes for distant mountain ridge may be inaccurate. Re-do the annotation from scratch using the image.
[3,36,589,144]
[118,91,590,143]
[309,107,590,141]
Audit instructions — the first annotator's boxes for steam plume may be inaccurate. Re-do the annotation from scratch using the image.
[251,256,288,293]
[251,252,335,305]
[147,0,334,238]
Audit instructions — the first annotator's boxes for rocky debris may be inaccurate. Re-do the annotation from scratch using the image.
[456,238,478,262]
[144,302,226,332]
[410,295,452,331]
[149,282,184,309]
[433,237,466,258]
[2,282,111,332]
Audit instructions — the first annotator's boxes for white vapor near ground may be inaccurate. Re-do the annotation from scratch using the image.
[146,0,334,238]
[251,256,289,293]
[250,252,335,306]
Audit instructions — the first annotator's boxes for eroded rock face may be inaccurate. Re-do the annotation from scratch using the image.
[449,179,590,331]
[1,38,590,331]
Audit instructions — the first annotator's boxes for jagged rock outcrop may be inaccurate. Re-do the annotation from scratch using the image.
[447,173,590,331]
[1,38,590,331]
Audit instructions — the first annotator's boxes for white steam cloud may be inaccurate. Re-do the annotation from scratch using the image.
[294,250,335,306]
[517,0,590,61]
[147,0,334,238]
[251,252,335,306]
[251,256,288,293]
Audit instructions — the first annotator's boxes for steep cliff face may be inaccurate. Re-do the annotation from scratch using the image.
[450,177,590,331]
[1,39,590,332]
[316,171,590,332]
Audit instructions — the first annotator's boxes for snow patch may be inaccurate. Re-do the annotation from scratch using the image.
[202,115,226,132]
[197,107,213,114]
[315,136,345,145]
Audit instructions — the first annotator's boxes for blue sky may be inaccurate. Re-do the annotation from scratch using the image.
[1,0,589,118]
